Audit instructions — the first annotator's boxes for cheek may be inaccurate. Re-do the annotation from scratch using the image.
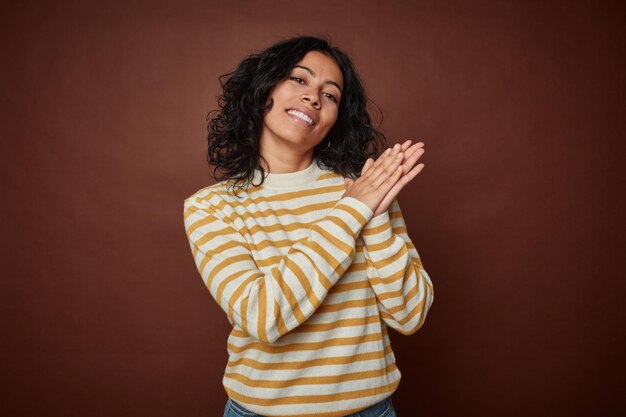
[264,109,282,128]
[324,109,339,127]
[270,82,293,101]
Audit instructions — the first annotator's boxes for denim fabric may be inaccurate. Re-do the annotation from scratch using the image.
[223,395,397,417]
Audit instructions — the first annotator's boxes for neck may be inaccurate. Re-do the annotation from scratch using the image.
[258,143,315,174]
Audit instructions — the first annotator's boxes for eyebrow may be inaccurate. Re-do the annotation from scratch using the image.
[293,65,343,94]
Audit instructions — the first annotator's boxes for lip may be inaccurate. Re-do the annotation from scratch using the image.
[285,107,317,126]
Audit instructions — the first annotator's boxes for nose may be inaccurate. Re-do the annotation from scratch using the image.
[301,92,320,109]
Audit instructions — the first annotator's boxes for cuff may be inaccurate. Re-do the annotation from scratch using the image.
[333,196,375,231]
[361,210,394,247]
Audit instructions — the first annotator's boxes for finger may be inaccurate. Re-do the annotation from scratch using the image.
[370,150,404,187]
[406,163,425,179]
[380,164,417,207]
[361,158,374,175]
[403,142,425,159]
[370,144,401,177]
[375,161,425,214]
[376,187,396,216]
[380,161,405,193]
[400,147,425,175]
[400,139,412,152]
[371,143,400,170]
[364,149,387,177]
[391,161,425,195]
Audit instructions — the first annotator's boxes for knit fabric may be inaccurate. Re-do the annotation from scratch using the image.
[183,158,434,417]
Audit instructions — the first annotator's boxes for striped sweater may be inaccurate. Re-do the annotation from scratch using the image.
[183,158,434,417]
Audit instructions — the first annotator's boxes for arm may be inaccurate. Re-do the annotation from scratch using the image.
[183,192,374,344]
[360,198,434,334]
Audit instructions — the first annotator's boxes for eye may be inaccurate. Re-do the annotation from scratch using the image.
[323,92,338,102]
[290,77,305,84]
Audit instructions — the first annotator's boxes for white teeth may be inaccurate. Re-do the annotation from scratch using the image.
[287,110,314,125]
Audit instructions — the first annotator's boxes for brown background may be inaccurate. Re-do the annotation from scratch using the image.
[2,0,625,416]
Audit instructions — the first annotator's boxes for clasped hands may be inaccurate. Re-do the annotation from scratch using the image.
[342,139,425,217]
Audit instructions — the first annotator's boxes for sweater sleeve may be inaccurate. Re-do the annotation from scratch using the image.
[183,193,374,345]
[360,198,434,335]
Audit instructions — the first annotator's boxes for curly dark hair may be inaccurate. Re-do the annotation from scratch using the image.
[206,35,387,195]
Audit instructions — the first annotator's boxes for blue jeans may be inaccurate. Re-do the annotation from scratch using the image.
[223,395,397,417]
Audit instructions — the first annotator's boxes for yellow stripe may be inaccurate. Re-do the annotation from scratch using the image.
[317,171,340,181]
[379,298,425,331]
[366,246,410,282]
[228,183,342,204]
[210,183,344,207]
[335,203,368,226]
[251,239,343,273]
[227,274,259,324]
[274,300,289,337]
[324,214,357,236]
[233,200,341,224]
[216,269,250,305]
[365,234,401,255]
[204,253,253,288]
[241,293,249,335]
[370,263,420,300]
[184,206,222,235]
[284,257,320,311]
[224,378,400,407]
[230,315,379,338]
[399,298,425,326]
[363,223,408,236]
[376,278,420,304]
[257,279,267,342]
[329,280,370,294]
[271,268,306,327]
[227,345,393,370]
[310,226,355,257]
[316,297,377,314]
[362,218,391,236]
[225,362,398,388]
[292,314,379,334]
[188,200,366,256]
[299,240,346,277]
[227,333,382,354]
[194,240,250,275]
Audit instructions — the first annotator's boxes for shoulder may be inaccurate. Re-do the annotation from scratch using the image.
[184,178,239,214]
[184,177,263,220]
[185,183,222,207]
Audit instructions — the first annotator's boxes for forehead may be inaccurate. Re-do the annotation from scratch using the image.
[294,51,344,89]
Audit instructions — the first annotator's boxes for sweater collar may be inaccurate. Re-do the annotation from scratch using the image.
[252,158,321,189]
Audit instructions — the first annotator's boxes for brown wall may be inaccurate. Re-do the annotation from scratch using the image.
[2,1,624,416]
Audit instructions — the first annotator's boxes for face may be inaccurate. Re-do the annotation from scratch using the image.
[260,50,344,152]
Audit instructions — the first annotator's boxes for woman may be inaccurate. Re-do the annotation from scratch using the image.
[183,36,434,417]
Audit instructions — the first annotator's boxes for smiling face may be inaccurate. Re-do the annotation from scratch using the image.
[259,50,344,156]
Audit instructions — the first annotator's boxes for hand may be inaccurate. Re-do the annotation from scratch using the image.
[341,143,406,214]
[344,139,425,216]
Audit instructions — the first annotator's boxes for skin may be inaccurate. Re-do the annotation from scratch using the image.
[259,50,344,174]
[344,140,425,216]
[259,50,425,216]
